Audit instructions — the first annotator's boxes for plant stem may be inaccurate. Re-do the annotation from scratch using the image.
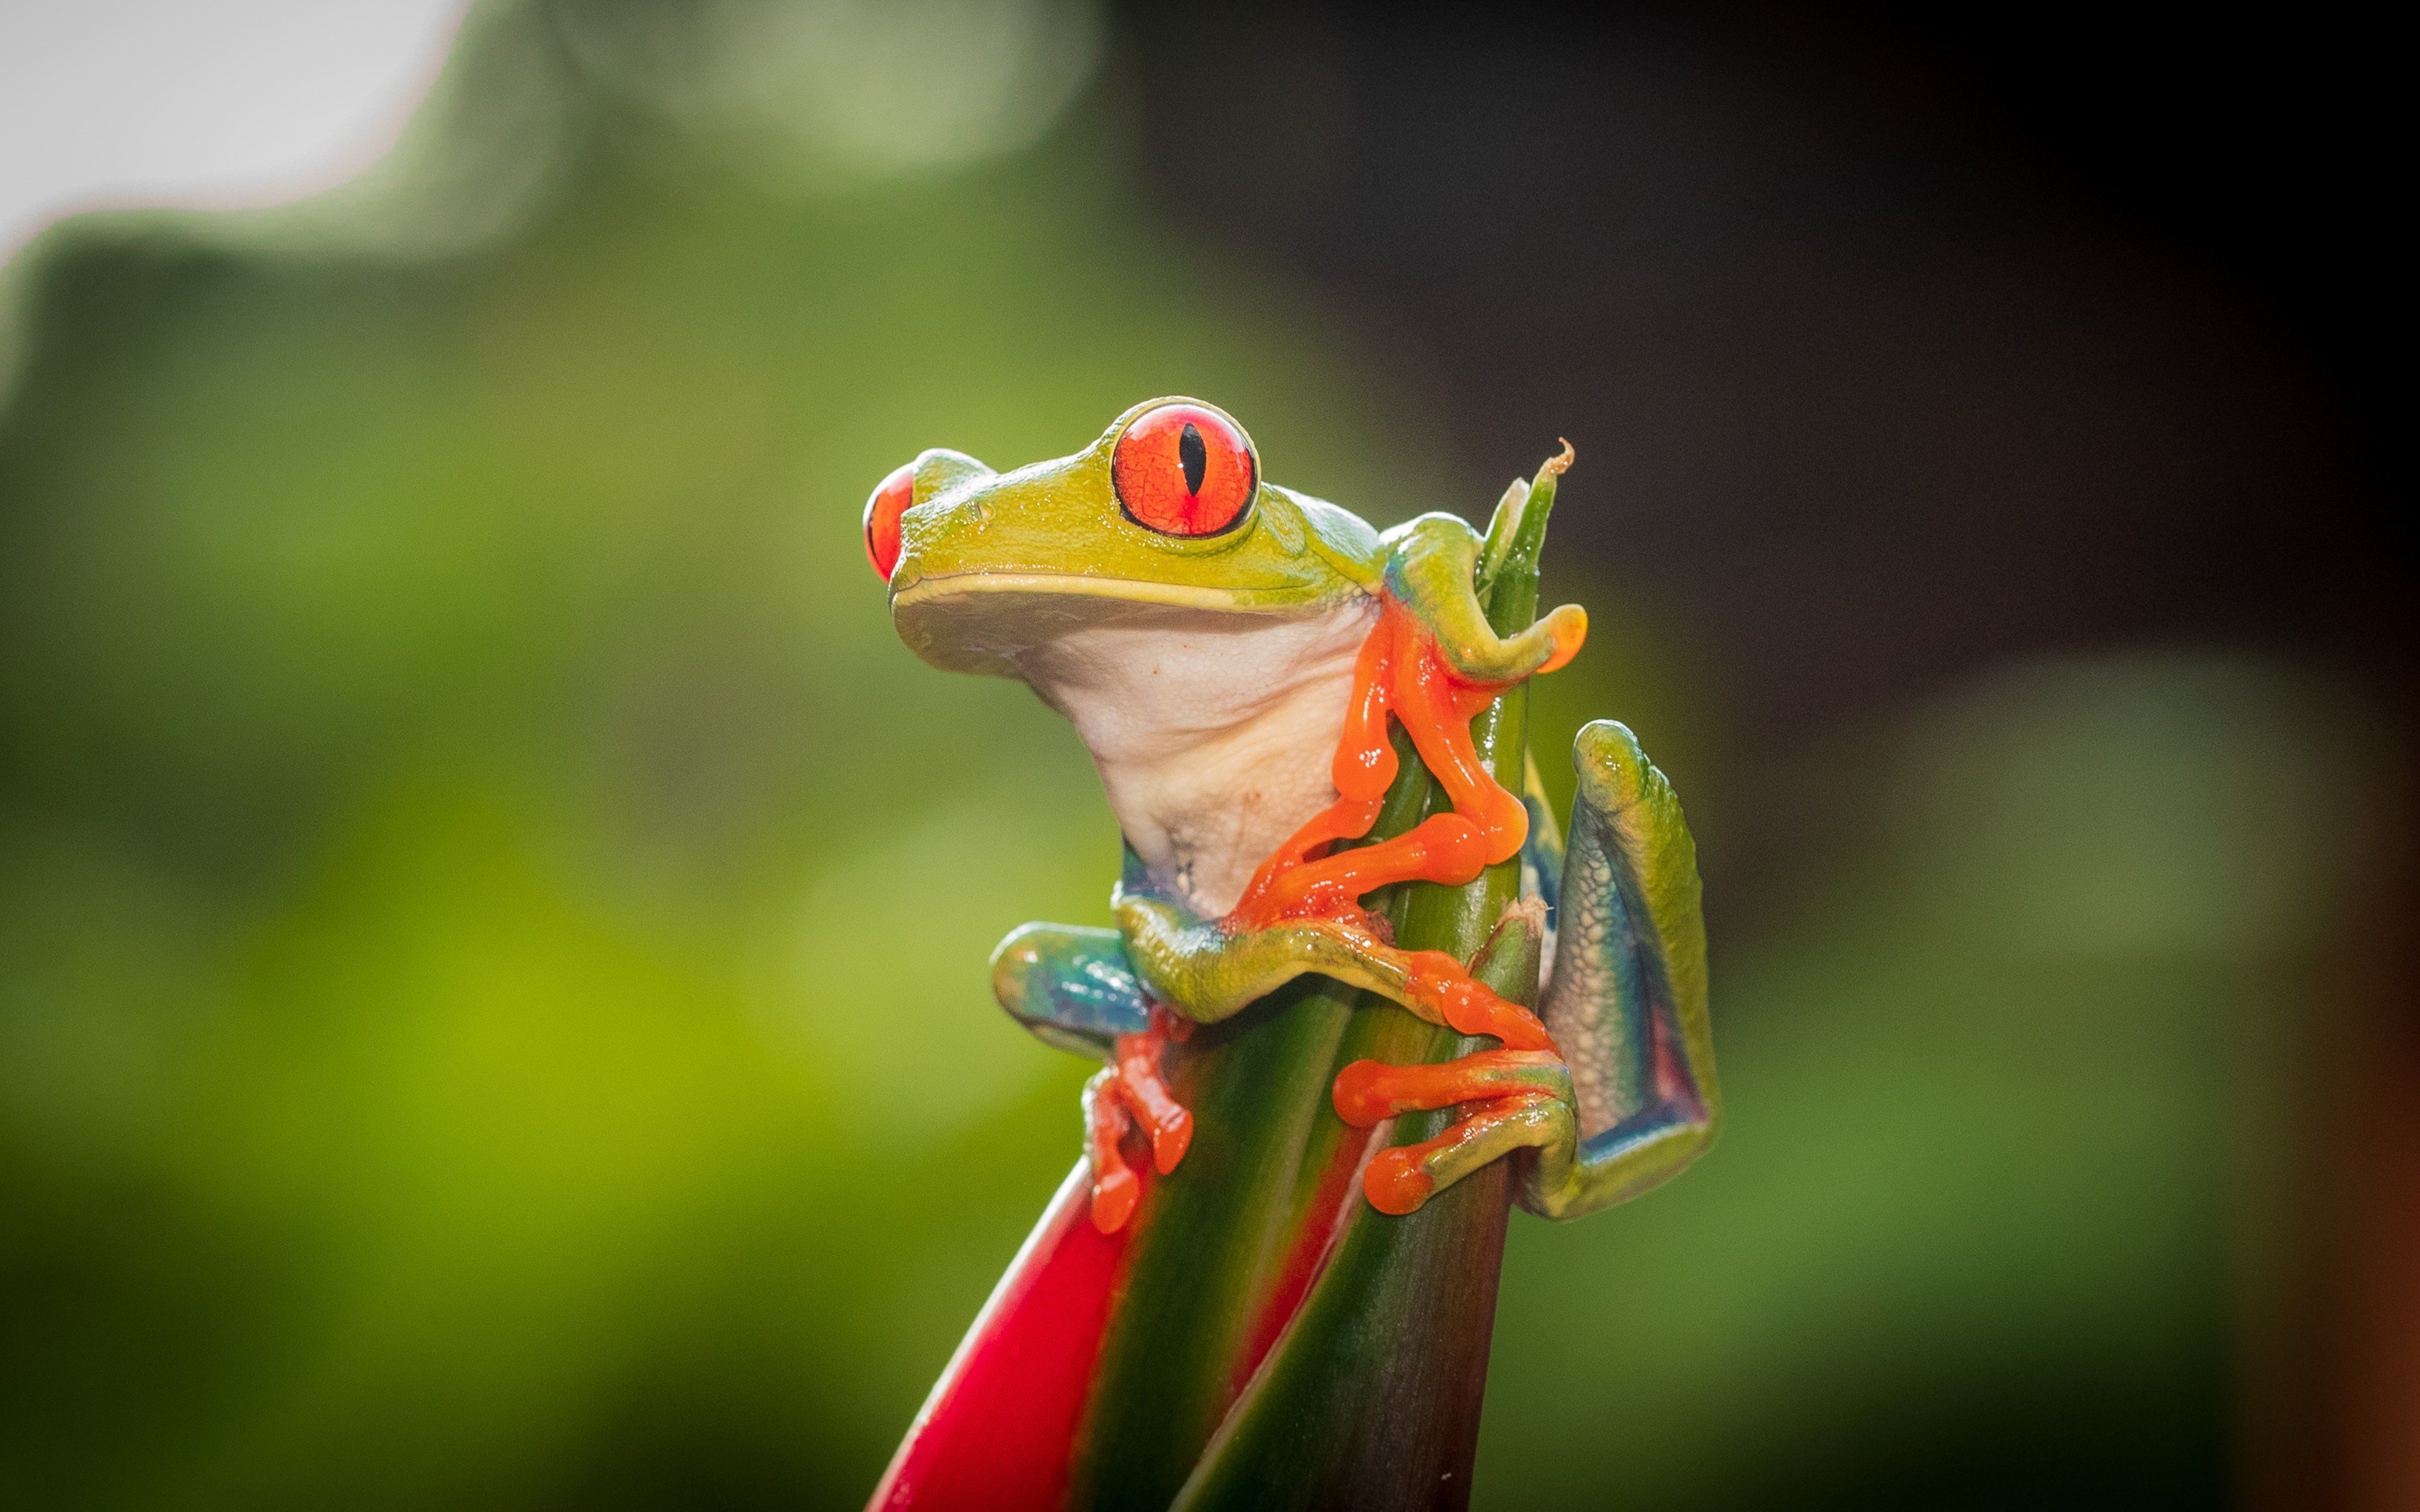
[1168,456,1568,1512]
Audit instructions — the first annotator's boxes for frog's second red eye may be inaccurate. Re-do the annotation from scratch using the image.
[1112,404,1256,537]
[863,461,917,581]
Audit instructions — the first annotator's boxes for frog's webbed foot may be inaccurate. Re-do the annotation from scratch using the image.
[1320,899,1568,1215]
[1080,1070,1143,1230]
[990,922,1193,1232]
[1080,1008,1193,1232]
[1332,1048,1575,1213]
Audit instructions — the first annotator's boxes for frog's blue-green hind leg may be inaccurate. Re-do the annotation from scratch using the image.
[1330,720,1719,1218]
[990,921,1153,1061]
[1518,719,1719,1216]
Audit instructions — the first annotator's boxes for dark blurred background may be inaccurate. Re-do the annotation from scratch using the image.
[1,3,2409,1508]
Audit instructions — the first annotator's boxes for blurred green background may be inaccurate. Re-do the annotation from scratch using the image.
[1,3,2409,1508]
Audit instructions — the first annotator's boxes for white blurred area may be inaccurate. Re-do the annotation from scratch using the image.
[0,0,470,256]
[561,0,1104,188]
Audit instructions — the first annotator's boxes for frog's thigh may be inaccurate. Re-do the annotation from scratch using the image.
[989,922,1151,1062]
[1521,720,1722,1220]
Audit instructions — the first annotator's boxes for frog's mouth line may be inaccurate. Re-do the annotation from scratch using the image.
[892,572,1317,614]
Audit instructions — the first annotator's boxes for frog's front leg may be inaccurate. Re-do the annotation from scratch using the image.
[1227,514,1587,930]
[1329,721,1720,1218]
[1114,887,1556,1055]
[990,922,1194,1232]
[1383,510,1589,687]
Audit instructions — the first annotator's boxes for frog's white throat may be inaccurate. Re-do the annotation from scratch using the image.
[1013,596,1380,919]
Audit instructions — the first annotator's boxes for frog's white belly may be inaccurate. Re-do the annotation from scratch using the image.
[1015,597,1379,917]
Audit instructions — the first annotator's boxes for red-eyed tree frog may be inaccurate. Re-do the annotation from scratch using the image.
[864,398,1719,1231]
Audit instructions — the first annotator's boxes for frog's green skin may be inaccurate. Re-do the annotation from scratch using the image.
[884,398,1718,1218]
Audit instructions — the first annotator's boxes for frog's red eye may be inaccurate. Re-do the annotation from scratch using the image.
[863,461,917,581]
[1112,404,1256,537]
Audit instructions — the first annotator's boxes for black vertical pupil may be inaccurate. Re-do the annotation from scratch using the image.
[1178,422,1207,496]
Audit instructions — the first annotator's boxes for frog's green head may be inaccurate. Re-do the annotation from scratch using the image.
[865,398,1380,677]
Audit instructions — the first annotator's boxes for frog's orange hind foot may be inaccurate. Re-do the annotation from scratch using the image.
[1082,1070,1140,1232]
[1115,1007,1192,1174]
[1083,1009,1194,1233]
[1332,1049,1571,1215]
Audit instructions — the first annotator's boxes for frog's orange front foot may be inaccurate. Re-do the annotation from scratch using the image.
[1397,949,1555,1052]
[1332,1048,1573,1215]
[1083,1007,1194,1233]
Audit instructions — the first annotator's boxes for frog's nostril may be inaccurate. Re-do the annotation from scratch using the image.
[863,461,916,581]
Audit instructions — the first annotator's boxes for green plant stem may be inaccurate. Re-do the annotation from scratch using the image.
[1169,460,1562,1512]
